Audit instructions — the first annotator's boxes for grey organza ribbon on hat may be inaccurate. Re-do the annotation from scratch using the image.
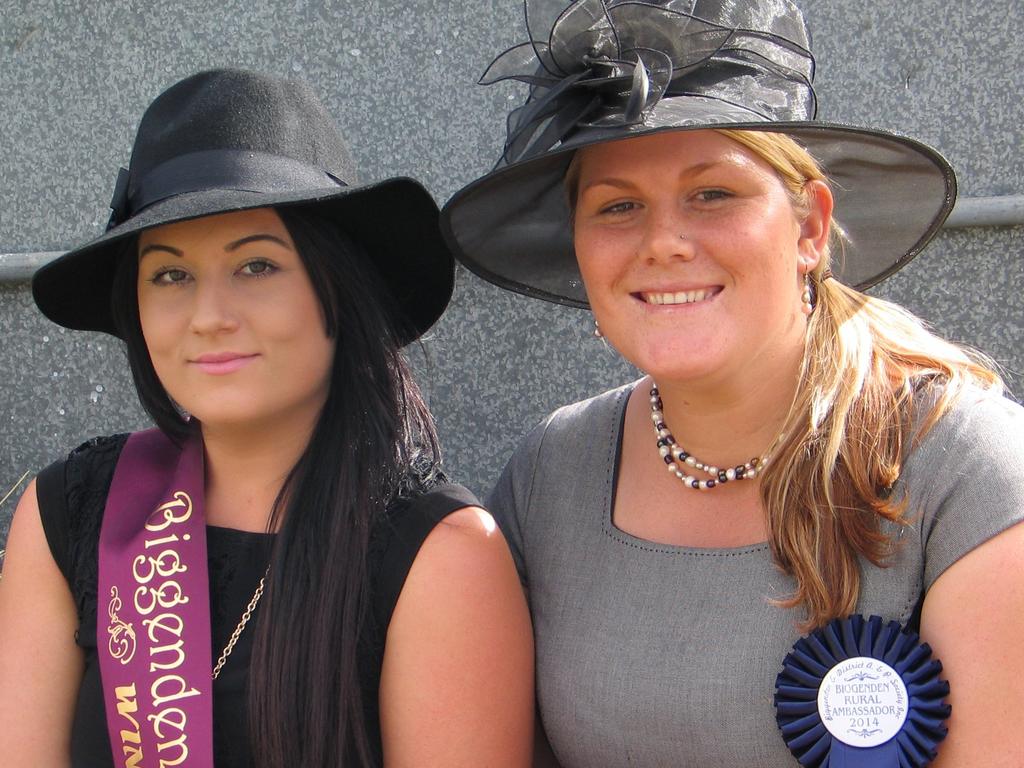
[482,0,818,166]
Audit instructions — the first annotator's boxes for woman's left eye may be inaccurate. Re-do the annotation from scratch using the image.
[599,200,637,215]
[239,259,277,277]
[695,189,731,203]
[150,268,191,285]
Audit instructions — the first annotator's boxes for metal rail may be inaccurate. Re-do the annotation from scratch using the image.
[943,195,1024,229]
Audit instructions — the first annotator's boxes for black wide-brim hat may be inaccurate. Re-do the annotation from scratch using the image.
[33,69,454,345]
[440,0,957,307]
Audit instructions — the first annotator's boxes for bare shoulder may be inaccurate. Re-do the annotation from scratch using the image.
[0,478,84,761]
[394,503,526,623]
[399,504,517,580]
[922,520,1024,767]
[434,504,497,531]
[4,476,40,539]
[2,478,55,584]
[430,504,503,546]
[379,503,534,767]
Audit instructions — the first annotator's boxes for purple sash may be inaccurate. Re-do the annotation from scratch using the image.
[97,429,215,767]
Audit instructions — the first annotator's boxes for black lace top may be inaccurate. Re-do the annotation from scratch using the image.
[36,434,479,768]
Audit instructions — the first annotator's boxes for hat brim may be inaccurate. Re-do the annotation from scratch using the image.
[32,178,453,345]
[441,111,956,307]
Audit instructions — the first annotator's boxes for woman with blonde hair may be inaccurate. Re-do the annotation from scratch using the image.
[441,1,1024,765]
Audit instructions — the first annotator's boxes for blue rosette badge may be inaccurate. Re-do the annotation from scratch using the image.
[774,615,950,766]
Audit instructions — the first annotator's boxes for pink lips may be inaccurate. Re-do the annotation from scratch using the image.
[189,352,259,375]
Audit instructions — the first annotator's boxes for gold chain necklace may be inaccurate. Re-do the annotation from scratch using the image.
[212,566,269,680]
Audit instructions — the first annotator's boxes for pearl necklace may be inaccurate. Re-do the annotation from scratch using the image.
[650,384,772,491]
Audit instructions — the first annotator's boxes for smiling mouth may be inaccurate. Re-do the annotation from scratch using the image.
[639,288,721,305]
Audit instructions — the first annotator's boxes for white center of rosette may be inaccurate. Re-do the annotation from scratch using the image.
[817,656,909,748]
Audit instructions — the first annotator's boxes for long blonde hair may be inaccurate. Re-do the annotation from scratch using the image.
[718,129,1002,629]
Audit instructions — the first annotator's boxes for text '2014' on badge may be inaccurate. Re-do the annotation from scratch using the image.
[775,614,950,766]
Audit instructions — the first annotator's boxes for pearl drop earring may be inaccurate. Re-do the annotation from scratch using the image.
[801,273,814,316]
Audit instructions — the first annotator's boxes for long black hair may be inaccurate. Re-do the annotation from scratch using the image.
[111,204,443,765]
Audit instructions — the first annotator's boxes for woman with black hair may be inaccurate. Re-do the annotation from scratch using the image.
[0,69,533,766]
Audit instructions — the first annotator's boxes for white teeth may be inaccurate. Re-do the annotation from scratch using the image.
[644,290,710,305]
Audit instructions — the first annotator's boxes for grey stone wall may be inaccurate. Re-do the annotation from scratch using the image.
[2,0,1021,548]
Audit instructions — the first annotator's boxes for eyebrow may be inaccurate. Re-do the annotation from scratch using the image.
[579,160,726,194]
[138,233,292,259]
[138,244,183,259]
[225,234,293,252]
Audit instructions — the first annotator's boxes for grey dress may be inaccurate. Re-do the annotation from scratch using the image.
[489,381,1024,767]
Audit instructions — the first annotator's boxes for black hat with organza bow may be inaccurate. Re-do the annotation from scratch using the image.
[33,68,454,344]
[440,0,956,306]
